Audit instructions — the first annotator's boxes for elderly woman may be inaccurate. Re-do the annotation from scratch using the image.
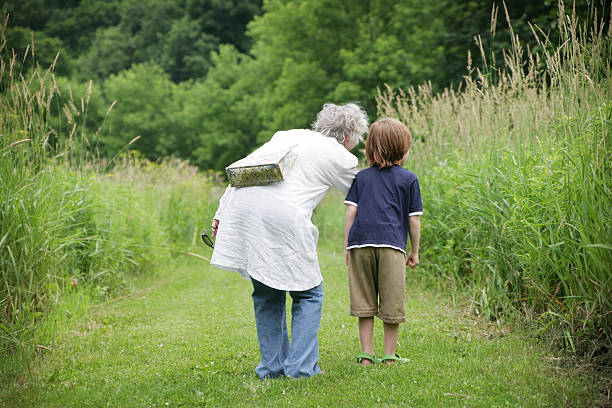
[210,103,368,379]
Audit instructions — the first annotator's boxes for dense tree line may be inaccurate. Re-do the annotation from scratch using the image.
[1,0,599,170]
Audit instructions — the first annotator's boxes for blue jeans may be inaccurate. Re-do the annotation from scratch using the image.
[251,277,324,379]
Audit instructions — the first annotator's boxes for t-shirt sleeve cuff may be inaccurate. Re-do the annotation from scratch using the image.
[409,211,423,216]
[344,200,358,207]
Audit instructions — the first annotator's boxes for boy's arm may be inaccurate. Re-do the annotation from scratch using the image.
[344,205,358,265]
[407,215,420,268]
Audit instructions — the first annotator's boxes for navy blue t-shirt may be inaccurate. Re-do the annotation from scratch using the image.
[344,165,423,253]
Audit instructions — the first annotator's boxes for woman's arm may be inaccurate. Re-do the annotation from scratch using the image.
[344,204,358,265]
[211,186,235,237]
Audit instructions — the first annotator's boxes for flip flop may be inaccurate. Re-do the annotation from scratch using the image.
[380,353,410,363]
[356,352,378,364]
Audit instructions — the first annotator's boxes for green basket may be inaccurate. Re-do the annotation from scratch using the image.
[226,146,296,188]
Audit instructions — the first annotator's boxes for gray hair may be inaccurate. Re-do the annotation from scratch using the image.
[312,103,368,148]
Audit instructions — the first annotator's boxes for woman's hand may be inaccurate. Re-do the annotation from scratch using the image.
[211,218,219,237]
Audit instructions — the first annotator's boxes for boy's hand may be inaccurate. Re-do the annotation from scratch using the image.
[407,216,420,268]
[406,252,419,268]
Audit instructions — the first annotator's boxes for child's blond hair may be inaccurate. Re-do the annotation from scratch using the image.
[365,118,412,169]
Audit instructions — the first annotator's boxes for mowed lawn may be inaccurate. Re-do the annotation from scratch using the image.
[2,251,598,407]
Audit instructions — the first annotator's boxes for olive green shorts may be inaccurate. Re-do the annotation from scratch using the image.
[347,246,406,323]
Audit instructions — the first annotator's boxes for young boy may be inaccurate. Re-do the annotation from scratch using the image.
[344,118,422,365]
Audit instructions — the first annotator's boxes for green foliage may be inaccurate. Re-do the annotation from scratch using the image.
[6,0,598,169]
[159,17,219,82]
[185,0,450,167]
[1,26,70,76]
[0,27,224,360]
[416,106,611,354]
[331,0,444,106]
[182,45,263,169]
[102,63,180,158]
[379,6,611,359]
[1,0,122,77]
[75,0,181,79]
[186,0,263,52]
[70,0,261,82]
[2,0,262,82]
[74,26,132,80]
[44,0,121,54]
[435,0,594,87]
[0,0,264,166]
[45,76,108,156]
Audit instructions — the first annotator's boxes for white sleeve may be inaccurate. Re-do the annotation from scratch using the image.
[214,185,235,220]
[329,153,358,197]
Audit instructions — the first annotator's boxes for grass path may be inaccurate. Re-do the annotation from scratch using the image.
[2,251,599,407]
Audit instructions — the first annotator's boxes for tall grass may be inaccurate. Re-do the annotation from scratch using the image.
[0,16,224,365]
[378,2,611,360]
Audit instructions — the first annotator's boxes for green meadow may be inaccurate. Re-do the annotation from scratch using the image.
[0,230,601,407]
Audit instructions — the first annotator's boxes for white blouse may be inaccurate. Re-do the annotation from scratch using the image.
[210,129,358,291]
